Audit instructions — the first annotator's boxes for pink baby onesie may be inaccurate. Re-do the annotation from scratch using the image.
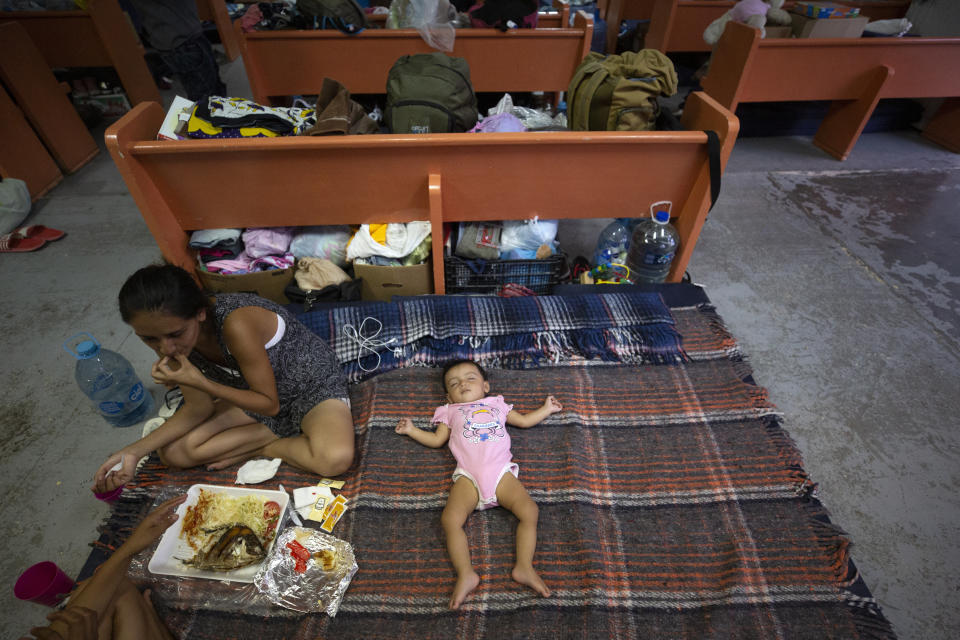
[432,395,517,510]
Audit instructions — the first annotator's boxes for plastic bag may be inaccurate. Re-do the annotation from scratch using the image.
[455,222,501,259]
[0,178,31,235]
[346,222,432,260]
[864,18,912,37]
[387,0,457,51]
[488,93,566,130]
[289,225,352,266]
[500,218,558,259]
[469,112,526,132]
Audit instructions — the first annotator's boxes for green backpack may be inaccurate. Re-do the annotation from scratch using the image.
[567,50,679,131]
[296,0,369,33]
[385,53,478,134]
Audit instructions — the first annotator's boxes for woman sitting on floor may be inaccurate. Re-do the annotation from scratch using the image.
[93,264,354,495]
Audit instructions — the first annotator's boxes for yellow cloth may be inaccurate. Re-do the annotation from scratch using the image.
[368,224,389,246]
[186,106,279,138]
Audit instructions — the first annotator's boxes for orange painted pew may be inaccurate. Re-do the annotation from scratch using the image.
[701,21,960,160]
[0,21,98,184]
[237,10,594,104]
[0,83,63,201]
[644,0,911,53]
[0,0,160,106]
[105,91,738,290]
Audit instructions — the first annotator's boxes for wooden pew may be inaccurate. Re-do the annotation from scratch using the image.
[238,11,594,104]
[0,83,63,200]
[366,2,572,27]
[104,91,738,290]
[604,0,654,54]
[0,21,98,181]
[644,0,911,53]
[0,0,160,106]
[196,0,241,61]
[701,21,960,160]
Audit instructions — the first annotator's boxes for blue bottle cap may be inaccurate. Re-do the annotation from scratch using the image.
[654,210,670,224]
[76,340,99,359]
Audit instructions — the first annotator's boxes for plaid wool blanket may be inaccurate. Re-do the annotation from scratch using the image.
[298,293,685,382]
[89,291,895,639]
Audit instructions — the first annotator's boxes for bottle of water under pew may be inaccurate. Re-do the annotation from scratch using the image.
[593,217,633,268]
[64,333,153,427]
[626,202,679,283]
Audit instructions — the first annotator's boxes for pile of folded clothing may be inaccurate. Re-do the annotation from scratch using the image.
[191,228,295,274]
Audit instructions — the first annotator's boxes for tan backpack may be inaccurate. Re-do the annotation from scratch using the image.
[567,50,678,131]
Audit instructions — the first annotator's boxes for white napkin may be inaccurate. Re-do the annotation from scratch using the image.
[292,485,334,519]
[235,458,283,484]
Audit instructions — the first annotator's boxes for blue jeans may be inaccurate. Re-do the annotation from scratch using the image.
[158,34,226,101]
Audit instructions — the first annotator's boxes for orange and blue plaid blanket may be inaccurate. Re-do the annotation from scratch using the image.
[90,286,895,639]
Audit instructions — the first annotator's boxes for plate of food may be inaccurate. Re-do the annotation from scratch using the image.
[148,484,288,583]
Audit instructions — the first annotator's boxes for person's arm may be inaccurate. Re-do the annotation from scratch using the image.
[506,395,563,428]
[395,418,451,448]
[36,496,186,639]
[152,307,281,417]
[93,383,215,493]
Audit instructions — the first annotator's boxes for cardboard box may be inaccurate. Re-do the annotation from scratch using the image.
[764,25,793,39]
[354,260,433,302]
[197,266,295,304]
[791,14,868,38]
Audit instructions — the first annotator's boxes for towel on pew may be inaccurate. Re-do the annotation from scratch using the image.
[187,97,317,138]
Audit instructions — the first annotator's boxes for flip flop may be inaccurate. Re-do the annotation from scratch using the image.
[13,225,66,242]
[0,233,46,252]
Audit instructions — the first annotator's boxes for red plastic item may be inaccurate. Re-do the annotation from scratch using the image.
[14,562,75,607]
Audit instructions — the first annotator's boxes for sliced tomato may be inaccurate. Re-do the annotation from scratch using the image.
[264,501,281,520]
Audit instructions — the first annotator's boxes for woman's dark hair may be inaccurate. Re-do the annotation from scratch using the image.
[118,264,211,323]
[441,359,487,384]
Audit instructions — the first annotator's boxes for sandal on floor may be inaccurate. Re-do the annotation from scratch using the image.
[0,233,45,252]
[158,386,184,418]
[13,225,66,242]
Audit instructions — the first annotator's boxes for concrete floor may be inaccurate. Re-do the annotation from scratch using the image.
[1,54,958,640]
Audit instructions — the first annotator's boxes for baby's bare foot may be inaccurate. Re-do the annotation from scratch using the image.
[511,565,550,597]
[449,571,481,609]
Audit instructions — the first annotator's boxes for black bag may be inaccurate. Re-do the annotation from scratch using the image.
[467,0,538,31]
[296,0,369,33]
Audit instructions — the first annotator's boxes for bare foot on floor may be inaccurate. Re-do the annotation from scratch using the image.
[512,565,550,597]
[449,571,481,609]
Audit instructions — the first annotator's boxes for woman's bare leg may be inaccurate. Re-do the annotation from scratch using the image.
[442,477,481,609]
[495,473,550,597]
[261,399,354,476]
[158,402,277,469]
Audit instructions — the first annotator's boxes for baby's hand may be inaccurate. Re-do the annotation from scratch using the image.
[395,418,416,436]
[543,395,563,414]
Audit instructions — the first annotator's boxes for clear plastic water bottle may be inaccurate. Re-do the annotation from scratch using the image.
[593,218,633,268]
[64,333,154,427]
[626,207,680,283]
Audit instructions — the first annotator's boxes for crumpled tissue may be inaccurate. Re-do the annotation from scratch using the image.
[235,458,283,484]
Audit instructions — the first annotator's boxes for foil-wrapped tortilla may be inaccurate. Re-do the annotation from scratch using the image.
[253,527,357,616]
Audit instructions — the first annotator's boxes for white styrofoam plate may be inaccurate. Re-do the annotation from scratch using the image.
[148,483,289,583]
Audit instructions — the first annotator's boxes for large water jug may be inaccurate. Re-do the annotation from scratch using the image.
[64,333,154,427]
[626,205,679,283]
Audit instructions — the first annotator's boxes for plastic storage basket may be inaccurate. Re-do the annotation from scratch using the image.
[444,254,566,295]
